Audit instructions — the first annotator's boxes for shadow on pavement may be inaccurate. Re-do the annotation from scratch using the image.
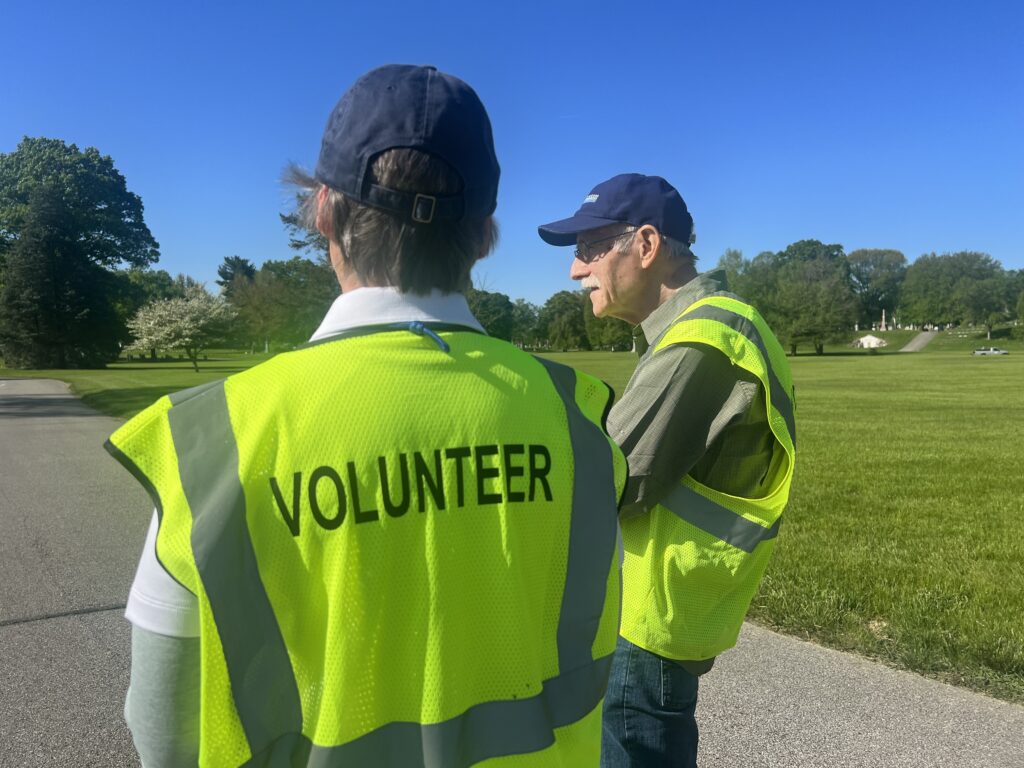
[0,392,108,419]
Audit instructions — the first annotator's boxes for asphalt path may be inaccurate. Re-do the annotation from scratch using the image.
[899,331,939,352]
[1,378,1022,767]
[0,378,148,766]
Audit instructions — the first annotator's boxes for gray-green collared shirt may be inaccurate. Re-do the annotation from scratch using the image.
[607,270,775,672]
[608,269,775,522]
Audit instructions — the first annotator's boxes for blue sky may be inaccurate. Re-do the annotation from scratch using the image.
[3,0,1021,305]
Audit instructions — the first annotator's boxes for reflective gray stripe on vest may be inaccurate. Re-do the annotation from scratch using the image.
[168,378,224,406]
[660,482,781,553]
[167,381,303,758]
[292,656,612,767]
[533,357,620,673]
[167,365,619,766]
[671,304,797,449]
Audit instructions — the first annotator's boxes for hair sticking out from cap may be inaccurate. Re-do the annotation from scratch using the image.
[286,148,498,295]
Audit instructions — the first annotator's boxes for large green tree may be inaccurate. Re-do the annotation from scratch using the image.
[726,250,778,320]
[0,137,159,271]
[467,288,515,341]
[0,185,121,367]
[900,252,1003,328]
[109,267,182,355]
[510,299,539,349]
[847,249,907,327]
[726,240,857,354]
[716,248,746,291]
[216,255,256,298]
[583,298,632,351]
[538,291,589,351]
[228,257,338,349]
[956,275,1010,339]
[774,255,859,354]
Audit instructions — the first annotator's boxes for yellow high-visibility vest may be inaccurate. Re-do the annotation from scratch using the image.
[620,296,796,661]
[108,326,626,767]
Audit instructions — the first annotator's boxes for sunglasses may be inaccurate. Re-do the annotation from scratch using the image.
[573,228,636,264]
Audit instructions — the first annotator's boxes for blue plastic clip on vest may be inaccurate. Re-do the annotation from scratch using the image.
[404,321,451,353]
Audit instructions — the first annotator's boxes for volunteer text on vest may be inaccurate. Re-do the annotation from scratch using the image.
[270,443,555,534]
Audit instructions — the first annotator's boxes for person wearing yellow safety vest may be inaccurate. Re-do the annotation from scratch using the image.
[538,174,796,768]
[109,65,628,767]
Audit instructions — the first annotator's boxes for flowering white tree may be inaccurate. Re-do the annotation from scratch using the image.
[126,286,237,371]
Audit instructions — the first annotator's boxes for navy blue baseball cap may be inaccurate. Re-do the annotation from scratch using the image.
[538,173,693,246]
[314,64,500,223]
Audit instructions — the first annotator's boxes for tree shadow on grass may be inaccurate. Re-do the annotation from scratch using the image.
[80,386,194,420]
[109,366,248,373]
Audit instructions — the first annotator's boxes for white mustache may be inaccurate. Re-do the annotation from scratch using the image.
[580,277,601,290]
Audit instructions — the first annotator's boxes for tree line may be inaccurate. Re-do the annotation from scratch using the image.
[2,137,1021,369]
[718,241,1024,354]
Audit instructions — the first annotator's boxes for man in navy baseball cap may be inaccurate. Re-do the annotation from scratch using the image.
[539,175,796,768]
[538,173,694,248]
[538,173,698,323]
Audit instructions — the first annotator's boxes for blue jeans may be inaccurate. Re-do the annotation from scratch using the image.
[601,636,700,767]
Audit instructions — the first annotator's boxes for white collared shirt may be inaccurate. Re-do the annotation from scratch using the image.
[125,288,484,637]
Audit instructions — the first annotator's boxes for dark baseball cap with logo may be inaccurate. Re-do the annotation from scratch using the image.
[538,173,694,246]
[314,64,500,224]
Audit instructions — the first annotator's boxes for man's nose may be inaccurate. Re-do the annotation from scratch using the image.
[569,257,589,280]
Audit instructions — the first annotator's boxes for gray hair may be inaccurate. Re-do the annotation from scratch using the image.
[613,228,696,264]
[287,148,498,294]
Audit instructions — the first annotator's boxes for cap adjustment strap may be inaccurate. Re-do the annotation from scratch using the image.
[412,193,436,224]
[361,183,465,223]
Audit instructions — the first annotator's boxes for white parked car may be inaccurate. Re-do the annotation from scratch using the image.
[972,347,1009,356]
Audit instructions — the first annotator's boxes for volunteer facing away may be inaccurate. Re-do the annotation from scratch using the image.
[108,64,627,767]
[539,174,796,767]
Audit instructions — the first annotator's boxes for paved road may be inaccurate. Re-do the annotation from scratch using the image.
[2,378,1022,767]
[0,378,148,767]
[899,331,939,352]
[700,624,1024,767]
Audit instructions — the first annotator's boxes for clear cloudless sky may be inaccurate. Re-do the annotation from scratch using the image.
[3,0,1022,305]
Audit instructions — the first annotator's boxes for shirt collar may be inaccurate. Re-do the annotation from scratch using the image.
[638,269,730,350]
[309,287,485,342]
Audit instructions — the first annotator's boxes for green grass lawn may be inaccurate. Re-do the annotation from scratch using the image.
[755,351,1024,702]
[926,324,1024,353]
[3,344,1022,702]
[0,353,273,419]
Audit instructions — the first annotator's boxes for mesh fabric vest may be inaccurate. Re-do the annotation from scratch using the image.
[619,296,797,661]
[108,328,626,767]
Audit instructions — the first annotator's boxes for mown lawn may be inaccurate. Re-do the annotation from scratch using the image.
[3,344,1022,702]
[754,351,1024,702]
[926,324,1024,353]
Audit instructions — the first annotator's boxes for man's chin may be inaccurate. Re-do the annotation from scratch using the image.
[589,296,610,319]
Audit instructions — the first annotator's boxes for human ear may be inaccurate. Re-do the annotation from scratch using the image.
[637,225,661,269]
